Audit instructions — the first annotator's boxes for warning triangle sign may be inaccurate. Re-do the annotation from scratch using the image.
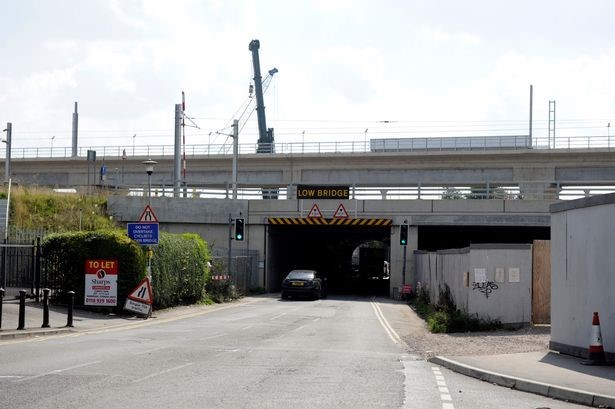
[127,277,153,305]
[307,203,323,218]
[138,205,158,222]
[333,203,349,218]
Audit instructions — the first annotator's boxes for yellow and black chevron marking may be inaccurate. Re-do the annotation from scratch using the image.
[268,217,392,226]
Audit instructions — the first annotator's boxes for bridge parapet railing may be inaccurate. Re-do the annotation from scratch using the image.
[107,181,615,202]
[5,134,615,159]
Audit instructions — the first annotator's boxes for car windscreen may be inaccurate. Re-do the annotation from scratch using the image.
[286,271,315,280]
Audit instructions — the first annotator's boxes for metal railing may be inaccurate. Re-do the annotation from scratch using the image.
[5,134,615,160]
[114,181,615,202]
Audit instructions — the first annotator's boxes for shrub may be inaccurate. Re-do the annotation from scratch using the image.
[205,257,239,303]
[413,283,502,333]
[43,229,146,311]
[428,311,449,333]
[206,279,238,303]
[150,232,211,309]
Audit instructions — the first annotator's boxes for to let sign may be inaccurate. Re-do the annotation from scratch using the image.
[128,223,159,245]
[297,185,350,200]
[84,259,118,306]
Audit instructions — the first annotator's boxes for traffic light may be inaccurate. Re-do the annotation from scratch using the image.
[400,224,408,246]
[235,218,245,241]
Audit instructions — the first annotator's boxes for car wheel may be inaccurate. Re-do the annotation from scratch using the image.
[281,292,288,300]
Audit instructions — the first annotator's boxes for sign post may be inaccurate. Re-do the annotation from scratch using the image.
[126,205,159,317]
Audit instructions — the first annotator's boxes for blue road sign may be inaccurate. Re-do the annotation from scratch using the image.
[127,223,159,245]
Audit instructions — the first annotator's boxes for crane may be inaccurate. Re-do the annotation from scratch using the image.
[249,39,276,154]
[234,66,277,137]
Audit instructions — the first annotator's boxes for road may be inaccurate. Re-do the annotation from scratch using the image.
[0,296,586,409]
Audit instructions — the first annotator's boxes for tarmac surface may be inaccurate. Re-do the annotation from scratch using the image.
[1,297,614,408]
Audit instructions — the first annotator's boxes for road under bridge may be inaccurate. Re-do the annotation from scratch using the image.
[108,196,551,297]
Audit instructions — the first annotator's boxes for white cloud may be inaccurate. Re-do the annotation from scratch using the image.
[416,26,482,47]
[2,1,615,150]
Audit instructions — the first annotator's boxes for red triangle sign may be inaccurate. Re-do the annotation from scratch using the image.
[307,203,323,218]
[138,205,158,222]
[333,203,349,218]
[127,277,153,305]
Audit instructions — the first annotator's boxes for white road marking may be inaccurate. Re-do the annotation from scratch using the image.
[135,346,169,355]
[369,297,404,346]
[0,376,23,379]
[270,313,286,321]
[431,367,456,409]
[242,325,254,330]
[133,362,193,383]
[14,361,101,383]
[200,333,226,341]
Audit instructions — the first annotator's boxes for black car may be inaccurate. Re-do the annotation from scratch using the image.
[281,269,326,300]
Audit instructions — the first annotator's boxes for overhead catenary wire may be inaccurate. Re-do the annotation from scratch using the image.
[7,116,614,148]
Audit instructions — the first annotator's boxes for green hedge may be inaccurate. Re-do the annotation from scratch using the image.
[43,230,146,311]
[150,232,211,309]
[43,230,211,312]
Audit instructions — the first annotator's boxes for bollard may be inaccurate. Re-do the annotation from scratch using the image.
[17,290,26,330]
[41,288,50,328]
[66,291,75,328]
[0,288,4,329]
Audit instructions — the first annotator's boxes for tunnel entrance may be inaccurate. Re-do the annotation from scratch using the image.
[267,220,391,296]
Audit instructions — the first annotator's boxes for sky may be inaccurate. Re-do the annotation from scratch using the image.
[1,0,615,153]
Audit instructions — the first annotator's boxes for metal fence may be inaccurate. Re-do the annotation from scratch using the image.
[0,239,42,299]
[211,249,259,294]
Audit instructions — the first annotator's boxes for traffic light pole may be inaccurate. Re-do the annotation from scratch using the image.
[228,213,232,278]
[400,222,408,284]
[402,245,407,285]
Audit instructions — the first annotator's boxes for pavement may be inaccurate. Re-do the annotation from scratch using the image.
[1,298,614,408]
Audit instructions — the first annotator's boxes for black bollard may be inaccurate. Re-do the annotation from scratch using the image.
[66,291,75,328]
[0,288,4,329]
[41,288,50,328]
[17,289,26,330]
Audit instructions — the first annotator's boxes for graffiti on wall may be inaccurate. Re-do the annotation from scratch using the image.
[472,281,499,298]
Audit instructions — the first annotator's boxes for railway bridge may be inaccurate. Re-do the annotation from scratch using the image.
[5,139,615,296]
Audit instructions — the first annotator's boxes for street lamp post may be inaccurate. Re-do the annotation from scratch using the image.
[142,159,157,206]
[121,149,127,184]
[3,123,12,184]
